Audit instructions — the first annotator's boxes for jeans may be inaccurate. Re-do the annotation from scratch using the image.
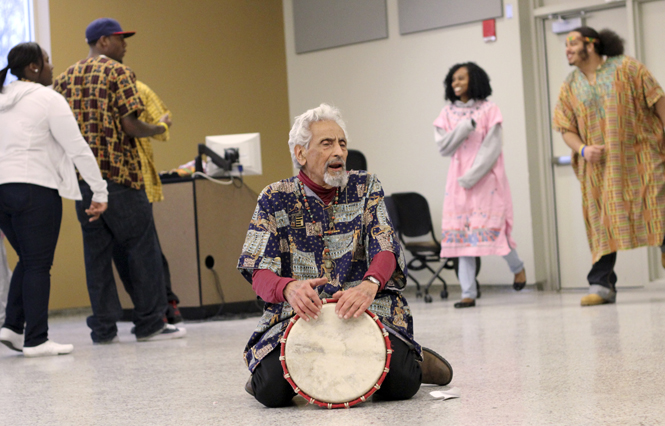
[76,180,166,342]
[112,206,179,305]
[589,236,665,292]
[459,247,525,299]
[0,183,62,347]
[587,252,617,291]
[250,333,421,407]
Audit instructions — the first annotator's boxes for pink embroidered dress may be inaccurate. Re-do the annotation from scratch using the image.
[433,100,516,257]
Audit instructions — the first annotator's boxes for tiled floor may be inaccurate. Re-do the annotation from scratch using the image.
[2,282,665,425]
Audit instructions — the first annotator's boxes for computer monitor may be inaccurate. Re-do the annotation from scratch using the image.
[204,133,262,177]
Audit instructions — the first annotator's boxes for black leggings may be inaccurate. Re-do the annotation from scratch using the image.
[250,333,422,408]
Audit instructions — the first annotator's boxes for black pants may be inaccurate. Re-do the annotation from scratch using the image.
[251,333,422,408]
[76,181,166,342]
[587,252,617,290]
[589,233,665,290]
[113,216,180,305]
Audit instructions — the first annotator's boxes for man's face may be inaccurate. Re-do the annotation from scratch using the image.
[100,34,127,63]
[565,32,590,67]
[296,120,348,188]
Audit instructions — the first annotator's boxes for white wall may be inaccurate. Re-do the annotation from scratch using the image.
[283,0,535,287]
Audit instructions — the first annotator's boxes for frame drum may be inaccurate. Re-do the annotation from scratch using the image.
[280,299,392,409]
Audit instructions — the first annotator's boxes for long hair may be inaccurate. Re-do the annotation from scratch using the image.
[0,42,43,92]
[443,62,492,102]
[572,27,624,57]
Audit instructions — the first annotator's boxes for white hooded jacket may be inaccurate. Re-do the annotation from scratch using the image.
[0,80,107,202]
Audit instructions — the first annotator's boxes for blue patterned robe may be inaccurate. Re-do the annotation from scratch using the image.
[237,171,421,372]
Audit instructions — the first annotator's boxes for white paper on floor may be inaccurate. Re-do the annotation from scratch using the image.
[430,387,461,400]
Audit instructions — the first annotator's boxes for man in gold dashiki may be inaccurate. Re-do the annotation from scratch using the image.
[238,104,452,407]
[553,27,665,306]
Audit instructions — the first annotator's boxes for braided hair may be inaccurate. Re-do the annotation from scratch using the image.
[0,42,44,92]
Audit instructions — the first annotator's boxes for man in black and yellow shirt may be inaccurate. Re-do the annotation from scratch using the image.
[54,18,186,343]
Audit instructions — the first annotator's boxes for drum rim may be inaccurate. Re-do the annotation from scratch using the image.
[279,298,393,409]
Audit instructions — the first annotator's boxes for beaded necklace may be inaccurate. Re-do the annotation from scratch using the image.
[297,178,339,237]
[292,178,341,281]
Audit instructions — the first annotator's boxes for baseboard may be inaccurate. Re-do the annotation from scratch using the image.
[120,299,265,322]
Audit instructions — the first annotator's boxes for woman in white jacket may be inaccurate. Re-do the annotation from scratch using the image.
[0,42,108,357]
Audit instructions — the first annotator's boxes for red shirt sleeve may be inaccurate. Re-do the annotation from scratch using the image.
[251,269,295,304]
[363,251,397,291]
[252,251,396,301]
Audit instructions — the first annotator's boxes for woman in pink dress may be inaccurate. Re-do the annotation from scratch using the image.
[433,62,526,308]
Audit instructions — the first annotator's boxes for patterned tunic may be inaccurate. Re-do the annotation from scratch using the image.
[136,81,171,203]
[53,56,145,189]
[433,100,516,257]
[553,55,665,262]
[237,171,420,372]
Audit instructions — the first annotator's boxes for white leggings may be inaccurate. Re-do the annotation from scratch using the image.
[458,247,524,300]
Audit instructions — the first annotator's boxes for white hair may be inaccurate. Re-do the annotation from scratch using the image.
[288,103,349,169]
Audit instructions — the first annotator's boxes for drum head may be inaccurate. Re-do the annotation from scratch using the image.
[283,302,388,405]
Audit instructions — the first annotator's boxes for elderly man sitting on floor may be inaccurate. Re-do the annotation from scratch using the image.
[237,103,453,408]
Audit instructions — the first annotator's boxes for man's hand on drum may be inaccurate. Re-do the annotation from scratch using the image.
[332,280,379,320]
[284,278,327,321]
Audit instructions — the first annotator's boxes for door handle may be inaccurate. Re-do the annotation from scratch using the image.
[552,155,571,166]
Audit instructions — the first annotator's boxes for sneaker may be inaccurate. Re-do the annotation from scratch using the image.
[93,336,120,345]
[132,316,169,334]
[23,340,74,357]
[0,327,23,352]
[136,324,186,342]
[166,300,184,325]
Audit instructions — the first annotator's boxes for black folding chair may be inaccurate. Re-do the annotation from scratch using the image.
[346,149,367,171]
[389,192,481,302]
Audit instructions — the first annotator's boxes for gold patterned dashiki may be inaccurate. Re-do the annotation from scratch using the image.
[237,171,419,372]
[53,56,145,189]
[553,55,665,262]
[136,81,171,203]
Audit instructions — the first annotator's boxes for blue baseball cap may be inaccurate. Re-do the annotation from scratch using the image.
[85,18,135,43]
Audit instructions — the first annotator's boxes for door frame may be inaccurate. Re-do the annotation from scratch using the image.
[527,0,662,290]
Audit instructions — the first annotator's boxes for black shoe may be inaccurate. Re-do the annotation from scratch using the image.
[513,268,526,291]
[454,298,476,308]
[93,335,119,345]
[166,300,183,324]
[136,324,186,342]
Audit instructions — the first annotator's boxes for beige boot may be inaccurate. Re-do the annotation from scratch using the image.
[580,294,610,306]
